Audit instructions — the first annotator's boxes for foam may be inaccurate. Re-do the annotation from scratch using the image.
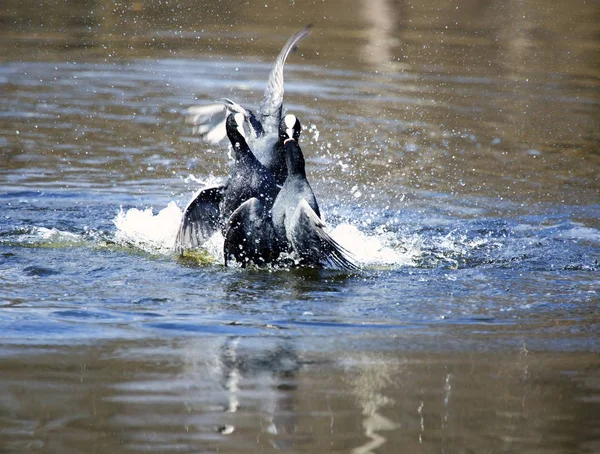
[111,199,427,269]
[113,202,182,254]
[329,223,417,268]
[8,227,84,247]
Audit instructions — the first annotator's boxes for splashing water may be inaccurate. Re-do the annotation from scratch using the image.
[330,223,417,267]
[2,192,541,272]
[15,227,85,247]
[113,202,182,255]
[111,196,423,269]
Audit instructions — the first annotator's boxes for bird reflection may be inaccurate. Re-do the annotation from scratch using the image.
[181,335,301,444]
[342,353,400,454]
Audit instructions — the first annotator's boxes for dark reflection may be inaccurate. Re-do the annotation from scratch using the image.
[222,267,356,305]
[0,339,599,452]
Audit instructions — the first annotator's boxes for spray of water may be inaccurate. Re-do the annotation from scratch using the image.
[111,191,419,269]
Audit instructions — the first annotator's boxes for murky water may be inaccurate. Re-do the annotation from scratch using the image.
[1,0,599,452]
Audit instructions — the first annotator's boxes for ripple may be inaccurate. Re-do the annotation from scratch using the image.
[21,265,60,277]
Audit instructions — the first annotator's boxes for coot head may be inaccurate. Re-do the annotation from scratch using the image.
[279,114,302,142]
[225,112,248,149]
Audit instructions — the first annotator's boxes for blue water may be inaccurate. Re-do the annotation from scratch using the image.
[1,3,599,451]
[2,187,597,351]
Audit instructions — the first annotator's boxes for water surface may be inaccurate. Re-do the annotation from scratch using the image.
[1,0,599,452]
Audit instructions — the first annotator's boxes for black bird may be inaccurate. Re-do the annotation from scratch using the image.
[175,113,278,252]
[223,114,358,270]
[271,115,359,271]
[176,26,311,253]
[223,197,280,267]
[186,25,312,184]
[220,113,279,224]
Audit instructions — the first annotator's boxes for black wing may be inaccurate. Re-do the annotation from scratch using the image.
[289,199,359,271]
[224,198,279,267]
[174,185,225,253]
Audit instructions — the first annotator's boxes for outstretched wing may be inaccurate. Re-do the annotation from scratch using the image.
[258,25,312,131]
[185,103,228,144]
[185,99,259,144]
[185,26,311,143]
[174,185,225,253]
[289,199,359,271]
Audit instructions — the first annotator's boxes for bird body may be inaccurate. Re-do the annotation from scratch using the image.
[176,28,358,271]
[175,113,277,252]
[223,114,358,271]
[219,114,278,226]
[176,27,312,252]
[186,25,312,185]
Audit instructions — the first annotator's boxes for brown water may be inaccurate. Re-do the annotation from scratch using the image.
[1,0,599,453]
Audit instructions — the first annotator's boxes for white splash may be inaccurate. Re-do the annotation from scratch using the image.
[112,201,226,261]
[563,225,600,244]
[113,202,182,254]
[111,200,437,269]
[16,227,83,245]
[329,223,418,268]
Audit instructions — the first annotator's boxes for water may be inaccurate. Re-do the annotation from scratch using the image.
[1,0,599,452]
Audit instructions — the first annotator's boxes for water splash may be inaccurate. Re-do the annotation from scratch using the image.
[113,202,182,254]
[4,227,85,248]
[111,198,424,269]
[3,199,516,272]
[330,223,417,268]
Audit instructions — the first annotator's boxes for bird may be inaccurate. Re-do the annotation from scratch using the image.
[223,114,359,271]
[223,197,280,267]
[219,112,279,225]
[175,112,278,252]
[271,114,359,271]
[176,26,311,252]
[186,25,312,185]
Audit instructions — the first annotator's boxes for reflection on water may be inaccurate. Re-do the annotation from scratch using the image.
[1,337,599,453]
[1,0,599,452]
[360,0,398,71]
[343,352,400,454]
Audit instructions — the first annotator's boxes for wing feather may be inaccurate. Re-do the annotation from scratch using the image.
[174,185,225,253]
[289,199,359,271]
[224,198,279,267]
[185,103,228,144]
[259,25,312,127]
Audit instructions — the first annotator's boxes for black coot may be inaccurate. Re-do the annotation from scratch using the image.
[175,113,278,252]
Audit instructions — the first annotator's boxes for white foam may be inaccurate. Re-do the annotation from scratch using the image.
[563,225,600,244]
[111,200,427,268]
[201,231,225,263]
[110,199,499,270]
[17,227,83,245]
[38,227,80,242]
[113,202,182,254]
[112,200,226,261]
[329,223,418,268]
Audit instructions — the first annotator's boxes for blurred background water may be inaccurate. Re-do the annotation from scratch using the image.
[0,0,599,452]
